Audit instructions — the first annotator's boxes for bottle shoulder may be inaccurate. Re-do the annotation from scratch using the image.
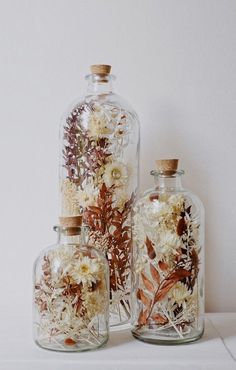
[34,243,57,263]
[61,92,140,127]
[34,243,108,269]
[135,187,204,212]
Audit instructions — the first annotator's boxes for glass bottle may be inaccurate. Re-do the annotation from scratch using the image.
[131,159,204,344]
[33,216,109,351]
[59,64,140,326]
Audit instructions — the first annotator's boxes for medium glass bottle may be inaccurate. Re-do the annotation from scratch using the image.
[131,159,204,344]
[59,65,140,326]
[33,216,109,351]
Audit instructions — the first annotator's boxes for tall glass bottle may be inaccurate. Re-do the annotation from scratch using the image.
[131,159,204,344]
[33,216,109,351]
[59,65,140,326]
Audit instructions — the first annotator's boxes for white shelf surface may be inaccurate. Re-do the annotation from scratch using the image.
[1,313,236,370]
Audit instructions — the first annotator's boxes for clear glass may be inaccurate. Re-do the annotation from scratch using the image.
[33,226,109,351]
[131,170,204,344]
[59,72,140,326]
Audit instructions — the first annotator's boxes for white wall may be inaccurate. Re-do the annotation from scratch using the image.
[0,0,236,313]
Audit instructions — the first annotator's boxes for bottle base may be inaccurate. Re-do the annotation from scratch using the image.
[34,335,108,352]
[131,326,204,345]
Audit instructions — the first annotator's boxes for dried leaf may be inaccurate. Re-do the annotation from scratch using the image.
[151,313,168,324]
[170,268,191,280]
[149,193,159,202]
[177,217,187,236]
[191,248,199,269]
[145,236,156,260]
[138,308,148,325]
[154,268,191,302]
[158,261,169,271]
[150,263,160,285]
[186,205,192,215]
[136,289,141,300]
[154,279,176,302]
[64,338,76,346]
[141,272,155,292]
[137,288,151,307]
[87,206,101,214]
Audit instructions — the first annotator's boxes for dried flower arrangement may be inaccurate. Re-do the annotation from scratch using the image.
[34,245,108,350]
[132,193,202,339]
[61,101,138,323]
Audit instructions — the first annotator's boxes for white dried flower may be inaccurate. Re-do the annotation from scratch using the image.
[158,231,181,255]
[113,188,129,211]
[103,161,129,188]
[76,181,98,208]
[82,291,106,318]
[169,282,191,306]
[70,256,100,286]
[49,245,76,277]
[168,194,185,213]
[151,200,172,217]
[88,112,113,138]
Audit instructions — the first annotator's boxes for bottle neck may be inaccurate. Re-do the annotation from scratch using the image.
[86,73,114,95]
[151,171,184,191]
[54,226,85,245]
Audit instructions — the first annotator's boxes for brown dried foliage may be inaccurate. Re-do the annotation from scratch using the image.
[84,183,134,296]
[64,338,77,346]
[83,137,111,177]
[137,264,192,326]
[158,260,169,271]
[137,203,200,327]
[152,313,168,324]
[35,256,86,317]
[63,105,88,185]
[138,308,149,326]
[141,272,155,293]
[149,193,159,202]
[137,288,151,307]
[150,263,160,285]
[177,217,187,236]
[145,236,156,259]
[154,268,191,303]
[178,205,200,292]
[63,104,111,187]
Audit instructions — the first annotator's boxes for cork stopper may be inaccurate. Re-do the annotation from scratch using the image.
[59,216,82,227]
[59,216,83,236]
[90,64,111,75]
[156,159,179,175]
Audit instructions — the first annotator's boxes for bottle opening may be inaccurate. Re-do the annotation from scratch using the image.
[85,73,116,83]
[150,169,185,178]
[54,225,82,236]
[86,64,115,84]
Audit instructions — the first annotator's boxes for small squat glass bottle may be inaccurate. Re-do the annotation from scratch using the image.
[33,216,109,351]
[131,159,204,344]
